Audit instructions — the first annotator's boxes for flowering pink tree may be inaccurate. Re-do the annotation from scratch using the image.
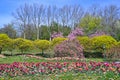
[89,30,106,37]
[53,28,84,58]
[68,28,84,40]
[54,39,84,58]
[51,31,63,39]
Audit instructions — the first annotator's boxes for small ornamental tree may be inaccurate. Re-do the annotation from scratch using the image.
[54,39,84,58]
[0,34,10,54]
[34,40,50,55]
[68,28,84,40]
[14,38,33,54]
[5,39,15,55]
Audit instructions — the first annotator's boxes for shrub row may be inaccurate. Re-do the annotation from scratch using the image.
[0,34,120,58]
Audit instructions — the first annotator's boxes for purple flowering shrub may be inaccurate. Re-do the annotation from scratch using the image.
[51,31,63,39]
[89,30,106,37]
[68,28,84,40]
[54,39,84,58]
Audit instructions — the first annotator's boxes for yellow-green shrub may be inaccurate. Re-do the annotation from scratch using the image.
[105,41,120,59]
[34,40,50,55]
[14,38,33,53]
[0,34,10,46]
[77,36,90,50]
[117,41,120,46]
[5,39,15,55]
[90,35,117,52]
[51,37,67,47]
[0,34,10,54]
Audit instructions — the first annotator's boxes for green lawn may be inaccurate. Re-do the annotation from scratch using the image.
[0,55,104,64]
[1,55,119,64]
[1,72,120,80]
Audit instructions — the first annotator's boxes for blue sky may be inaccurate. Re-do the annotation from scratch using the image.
[0,0,120,27]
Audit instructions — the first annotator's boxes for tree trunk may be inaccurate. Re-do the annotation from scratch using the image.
[37,27,39,40]
[11,51,12,56]
[42,49,44,56]
[23,32,26,39]
[0,47,2,54]
[49,33,52,41]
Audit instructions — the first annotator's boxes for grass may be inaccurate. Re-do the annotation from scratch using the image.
[0,55,105,64]
[0,55,47,64]
[1,54,119,64]
[0,72,120,80]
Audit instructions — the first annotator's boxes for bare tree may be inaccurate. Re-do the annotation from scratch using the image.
[100,5,120,36]
[12,4,33,39]
[87,4,101,17]
[46,5,52,41]
[31,4,45,39]
[0,23,17,38]
[71,5,84,29]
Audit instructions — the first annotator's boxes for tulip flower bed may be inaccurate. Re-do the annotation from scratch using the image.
[0,61,120,79]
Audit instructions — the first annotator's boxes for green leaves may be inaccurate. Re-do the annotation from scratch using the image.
[90,35,117,51]
[0,34,10,54]
[14,38,33,53]
[51,37,67,47]
[79,15,101,35]
[34,40,50,51]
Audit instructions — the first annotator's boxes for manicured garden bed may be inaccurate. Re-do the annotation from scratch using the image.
[0,56,120,80]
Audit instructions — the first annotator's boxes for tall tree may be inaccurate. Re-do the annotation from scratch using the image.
[13,4,31,39]
[46,6,52,41]
[0,23,17,38]
[100,5,120,36]
[79,14,101,35]
[71,5,84,29]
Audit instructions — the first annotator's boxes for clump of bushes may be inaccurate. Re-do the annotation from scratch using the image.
[1,33,120,59]
[54,39,84,58]
[77,35,117,58]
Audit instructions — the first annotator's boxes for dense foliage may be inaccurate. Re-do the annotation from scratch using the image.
[77,36,90,50]
[0,34,10,54]
[34,40,50,55]
[105,42,120,59]
[14,38,33,54]
[79,15,101,35]
[90,35,117,51]
[0,32,119,59]
[51,37,67,47]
